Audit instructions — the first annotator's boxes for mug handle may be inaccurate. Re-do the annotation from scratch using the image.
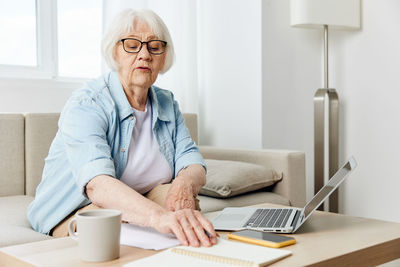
[68,217,78,240]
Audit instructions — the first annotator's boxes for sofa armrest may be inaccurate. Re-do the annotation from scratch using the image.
[199,146,306,208]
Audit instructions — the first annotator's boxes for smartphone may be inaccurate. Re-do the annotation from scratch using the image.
[228,229,296,248]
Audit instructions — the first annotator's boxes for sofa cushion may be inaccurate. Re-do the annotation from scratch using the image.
[0,114,25,197]
[0,195,52,247]
[25,113,60,197]
[199,191,290,213]
[200,159,282,198]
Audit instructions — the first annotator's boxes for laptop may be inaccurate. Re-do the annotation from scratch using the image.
[212,156,357,233]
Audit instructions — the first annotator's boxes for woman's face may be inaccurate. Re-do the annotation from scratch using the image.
[115,20,166,90]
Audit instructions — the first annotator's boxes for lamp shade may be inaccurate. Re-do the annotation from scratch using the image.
[291,0,360,30]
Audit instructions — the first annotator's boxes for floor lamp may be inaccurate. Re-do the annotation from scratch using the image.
[290,0,360,212]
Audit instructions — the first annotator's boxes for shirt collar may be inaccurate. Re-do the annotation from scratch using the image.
[149,86,170,123]
[106,71,170,123]
[106,71,134,121]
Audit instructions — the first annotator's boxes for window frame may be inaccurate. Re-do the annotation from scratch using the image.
[0,0,58,79]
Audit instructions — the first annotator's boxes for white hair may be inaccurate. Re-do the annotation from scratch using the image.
[101,9,174,73]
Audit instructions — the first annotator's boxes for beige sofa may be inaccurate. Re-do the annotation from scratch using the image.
[0,113,306,247]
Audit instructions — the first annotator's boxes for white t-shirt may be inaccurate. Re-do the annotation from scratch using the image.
[120,100,172,194]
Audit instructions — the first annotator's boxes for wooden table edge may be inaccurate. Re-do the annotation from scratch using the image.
[306,237,400,267]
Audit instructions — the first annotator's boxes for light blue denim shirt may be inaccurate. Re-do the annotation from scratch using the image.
[27,71,205,234]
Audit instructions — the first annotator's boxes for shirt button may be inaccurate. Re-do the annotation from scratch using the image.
[129,116,133,120]
[121,148,125,152]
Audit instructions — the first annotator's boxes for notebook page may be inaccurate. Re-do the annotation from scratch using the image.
[124,239,292,267]
[124,250,233,267]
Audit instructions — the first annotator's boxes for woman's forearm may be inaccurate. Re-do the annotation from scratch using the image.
[174,164,206,195]
[86,172,217,247]
[85,175,165,227]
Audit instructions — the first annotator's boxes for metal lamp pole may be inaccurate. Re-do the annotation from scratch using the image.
[314,25,339,212]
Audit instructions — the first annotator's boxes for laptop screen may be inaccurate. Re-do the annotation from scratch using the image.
[303,157,357,219]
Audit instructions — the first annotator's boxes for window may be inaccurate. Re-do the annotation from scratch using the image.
[0,0,37,66]
[0,0,103,79]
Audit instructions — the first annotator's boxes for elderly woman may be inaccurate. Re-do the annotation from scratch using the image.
[28,9,217,247]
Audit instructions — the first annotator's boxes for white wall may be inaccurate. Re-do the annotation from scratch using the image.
[331,0,400,222]
[0,79,79,113]
[262,0,400,223]
[262,0,321,204]
[197,0,263,149]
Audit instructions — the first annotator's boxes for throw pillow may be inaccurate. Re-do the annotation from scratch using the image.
[199,159,282,198]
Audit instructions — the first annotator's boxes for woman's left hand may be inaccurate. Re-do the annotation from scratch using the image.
[165,178,196,211]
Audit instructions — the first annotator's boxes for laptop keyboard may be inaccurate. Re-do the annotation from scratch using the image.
[243,209,292,228]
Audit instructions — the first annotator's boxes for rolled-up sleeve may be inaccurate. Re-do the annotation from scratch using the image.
[60,99,116,197]
[172,100,206,177]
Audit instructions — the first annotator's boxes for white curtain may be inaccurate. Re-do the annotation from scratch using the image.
[102,0,200,114]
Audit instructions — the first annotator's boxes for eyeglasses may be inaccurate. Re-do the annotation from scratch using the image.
[119,38,167,55]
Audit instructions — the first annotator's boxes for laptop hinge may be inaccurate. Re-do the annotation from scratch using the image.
[291,210,301,228]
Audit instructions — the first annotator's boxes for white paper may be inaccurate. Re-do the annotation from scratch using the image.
[124,239,292,267]
[120,224,180,250]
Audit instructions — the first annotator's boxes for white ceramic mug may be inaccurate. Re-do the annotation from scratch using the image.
[68,209,122,262]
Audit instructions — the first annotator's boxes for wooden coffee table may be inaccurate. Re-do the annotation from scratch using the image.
[1,203,400,266]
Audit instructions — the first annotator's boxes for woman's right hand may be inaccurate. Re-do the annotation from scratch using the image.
[150,208,218,247]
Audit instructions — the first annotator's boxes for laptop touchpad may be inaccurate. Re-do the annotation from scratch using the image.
[218,214,247,222]
[212,212,249,230]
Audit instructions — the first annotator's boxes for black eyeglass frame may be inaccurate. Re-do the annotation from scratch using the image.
[119,38,167,55]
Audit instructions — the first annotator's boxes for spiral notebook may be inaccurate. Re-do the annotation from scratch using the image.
[124,239,292,267]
